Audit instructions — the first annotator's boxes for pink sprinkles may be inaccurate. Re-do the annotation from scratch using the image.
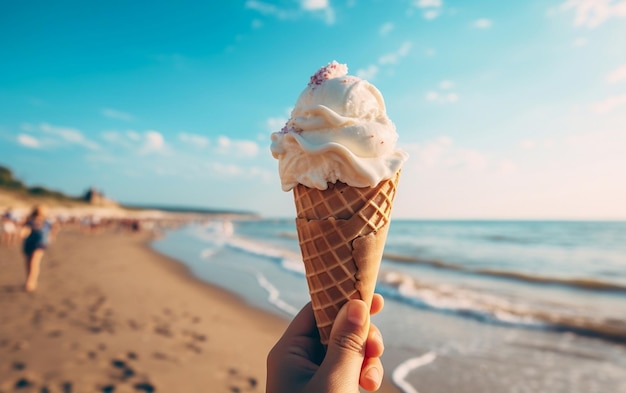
[280,124,295,134]
[308,61,348,87]
[280,61,349,134]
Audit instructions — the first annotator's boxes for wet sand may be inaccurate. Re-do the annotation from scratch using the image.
[0,225,398,393]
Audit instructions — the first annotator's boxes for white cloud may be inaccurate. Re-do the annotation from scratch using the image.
[179,132,210,148]
[267,116,289,133]
[102,129,171,157]
[300,0,335,24]
[215,136,259,157]
[414,0,443,20]
[446,93,459,103]
[426,91,440,101]
[591,93,626,114]
[301,0,327,10]
[356,65,379,80]
[39,122,99,150]
[17,134,40,148]
[416,0,442,8]
[202,162,273,180]
[101,108,134,121]
[439,80,454,89]
[560,0,626,28]
[423,10,439,19]
[358,41,411,81]
[245,1,291,19]
[473,18,493,28]
[101,131,123,143]
[126,130,141,141]
[606,64,626,83]
[379,22,394,36]
[140,130,166,154]
[245,0,334,24]
[378,41,412,65]
[405,136,490,172]
[425,82,459,104]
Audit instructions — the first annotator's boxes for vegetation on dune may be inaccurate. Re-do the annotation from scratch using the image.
[0,165,83,202]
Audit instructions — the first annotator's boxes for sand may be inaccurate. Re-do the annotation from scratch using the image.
[0,223,399,393]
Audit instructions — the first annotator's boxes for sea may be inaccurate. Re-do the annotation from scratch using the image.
[151,219,626,393]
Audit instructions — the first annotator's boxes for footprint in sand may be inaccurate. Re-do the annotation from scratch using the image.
[62,298,77,310]
[127,319,143,331]
[227,368,259,392]
[31,309,43,326]
[111,359,136,381]
[61,381,72,393]
[12,361,26,370]
[185,343,202,354]
[100,385,115,393]
[152,351,178,363]
[14,377,34,389]
[153,324,173,338]
[134,382,156,392]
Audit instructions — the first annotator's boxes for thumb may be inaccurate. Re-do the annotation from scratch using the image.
[316,299,370,391]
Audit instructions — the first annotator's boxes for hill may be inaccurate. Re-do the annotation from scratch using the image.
[0,165,119,212]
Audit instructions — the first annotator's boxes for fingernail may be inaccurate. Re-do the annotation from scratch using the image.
[347,301,366,327]
[365,367,381,386]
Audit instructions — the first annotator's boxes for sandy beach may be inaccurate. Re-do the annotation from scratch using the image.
[0,222,399,393]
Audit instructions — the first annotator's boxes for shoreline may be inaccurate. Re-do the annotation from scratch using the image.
[0,224,399,392]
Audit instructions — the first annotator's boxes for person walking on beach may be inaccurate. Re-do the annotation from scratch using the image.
[1,208,19,246]
[267,295,386,392]
[21,205,55,292]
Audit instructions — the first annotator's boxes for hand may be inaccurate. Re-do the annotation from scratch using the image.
[267,294,385,393]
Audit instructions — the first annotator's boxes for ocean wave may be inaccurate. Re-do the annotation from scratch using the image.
[254,272,299,316]
[383,253,626,293]
[278,231,299,240]
[377,271,626,343]
[223,236,306,276]
[203,225,626,342]
[392,352,437,393]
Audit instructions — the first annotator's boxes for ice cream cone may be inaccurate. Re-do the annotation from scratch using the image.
[294,171,400,344]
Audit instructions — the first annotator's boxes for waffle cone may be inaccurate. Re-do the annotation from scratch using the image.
[294,171,400,344]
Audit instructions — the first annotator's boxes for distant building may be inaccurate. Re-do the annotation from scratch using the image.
[83,187,118,207]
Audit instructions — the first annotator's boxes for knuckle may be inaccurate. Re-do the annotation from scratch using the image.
[332,331,365,354]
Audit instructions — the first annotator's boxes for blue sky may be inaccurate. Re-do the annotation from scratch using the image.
[1,0,625,219]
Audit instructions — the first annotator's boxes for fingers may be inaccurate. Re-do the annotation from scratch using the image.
[315,299,370,391]
[363,296,385,391]
[370,293,384,316]
[360,356,384,391]
[365,323,384,358]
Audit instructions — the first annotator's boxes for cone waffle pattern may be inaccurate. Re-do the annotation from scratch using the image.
[294,171,400,344]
